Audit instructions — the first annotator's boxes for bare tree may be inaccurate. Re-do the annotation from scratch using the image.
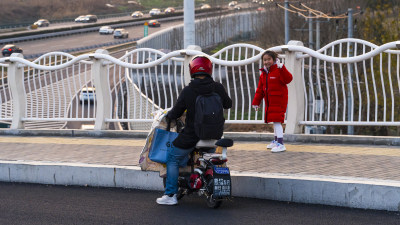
[254,0,369,49]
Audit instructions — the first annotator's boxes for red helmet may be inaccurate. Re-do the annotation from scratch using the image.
[189,55,212,78]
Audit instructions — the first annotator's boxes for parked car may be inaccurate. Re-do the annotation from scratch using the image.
[1,44,23,57]
[164,7,175,14]
[82,15,97,23]
[148,20,161,27]
[79,87,96,103]
[34,19,50,27]
[131,11,144,18]
[99,26,114,34]
[74,15,86,23]
[201,4,211,9]
[113,29,129,38]
[149,8,161,16]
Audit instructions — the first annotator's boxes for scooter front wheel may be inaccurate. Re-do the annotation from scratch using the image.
[162,177,185,200]
[206,196,223,209]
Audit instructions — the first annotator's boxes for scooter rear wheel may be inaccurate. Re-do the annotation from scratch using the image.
[163,177,185,200]
[206,196,223,208]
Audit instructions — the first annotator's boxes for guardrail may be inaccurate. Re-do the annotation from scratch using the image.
[0,15,184,46]
[0,7,224,42]
[0,13,134,30]
[0,39,399,134]
[0,6,186,30]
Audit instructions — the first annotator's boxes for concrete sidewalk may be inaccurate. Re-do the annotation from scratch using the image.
[0,132,399,211]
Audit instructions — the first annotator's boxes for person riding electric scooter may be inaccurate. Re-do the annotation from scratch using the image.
[156,55,232,205]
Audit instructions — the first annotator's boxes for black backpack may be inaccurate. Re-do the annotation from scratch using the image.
[194,92,225,140]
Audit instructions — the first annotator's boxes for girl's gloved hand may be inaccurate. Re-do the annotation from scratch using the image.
[276,58,283,68]
[252,105,259,111]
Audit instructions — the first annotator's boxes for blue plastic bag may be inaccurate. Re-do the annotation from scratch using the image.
[148,128,189,166]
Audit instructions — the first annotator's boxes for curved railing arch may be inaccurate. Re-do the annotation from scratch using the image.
[212,43,265,57]
[2,54,92,70]
[289,41,400,62]
[32,52,79,63]
[296,39,400,60]
[319,38,379,52]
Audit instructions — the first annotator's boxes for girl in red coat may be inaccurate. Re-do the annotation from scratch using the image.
[252,50,293,152]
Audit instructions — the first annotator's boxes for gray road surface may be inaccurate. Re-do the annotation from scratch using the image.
[0,182,399,225]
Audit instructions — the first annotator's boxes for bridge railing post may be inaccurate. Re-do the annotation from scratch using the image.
[9,53,26,129]
[92,49,111,130]
[284,40,305,134]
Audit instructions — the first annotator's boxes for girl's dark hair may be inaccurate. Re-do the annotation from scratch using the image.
[261,50,278,62]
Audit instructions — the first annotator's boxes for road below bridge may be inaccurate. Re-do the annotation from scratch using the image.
[0,20,184,57]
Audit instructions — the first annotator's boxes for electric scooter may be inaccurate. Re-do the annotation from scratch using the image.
[163,138,233,208]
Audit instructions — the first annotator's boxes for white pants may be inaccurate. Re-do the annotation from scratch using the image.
[273,122,283,138]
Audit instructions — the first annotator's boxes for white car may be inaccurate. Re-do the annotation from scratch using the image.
[33,19,50,27]
[74,15,85,23]
[99,26,114,34]
[79,87,96,103]
[149,8,161,16]
[131,11,144,18]
[228,1,238,7]
[201,4,211,9]
[113,28,129,39]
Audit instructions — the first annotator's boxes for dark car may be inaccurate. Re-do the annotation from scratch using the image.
[1,44,23,57]
[82,15,97,23]
[148,20,161,27]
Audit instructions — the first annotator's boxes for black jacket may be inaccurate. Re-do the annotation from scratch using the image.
[167,76,232,149]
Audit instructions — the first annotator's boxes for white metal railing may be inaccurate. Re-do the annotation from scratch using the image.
[25,52,95,123]
[0,39,399,133]
[294,39,400,127]
[0,62,13,121]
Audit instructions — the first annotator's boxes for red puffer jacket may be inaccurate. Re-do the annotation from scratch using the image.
[252,64,293,123]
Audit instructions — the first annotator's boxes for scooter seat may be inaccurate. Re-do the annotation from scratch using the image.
[195,139,217,148]
[215,138,234,147]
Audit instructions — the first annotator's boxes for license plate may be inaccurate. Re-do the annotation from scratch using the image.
[213,166,231,198]
[214,167,230,174]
